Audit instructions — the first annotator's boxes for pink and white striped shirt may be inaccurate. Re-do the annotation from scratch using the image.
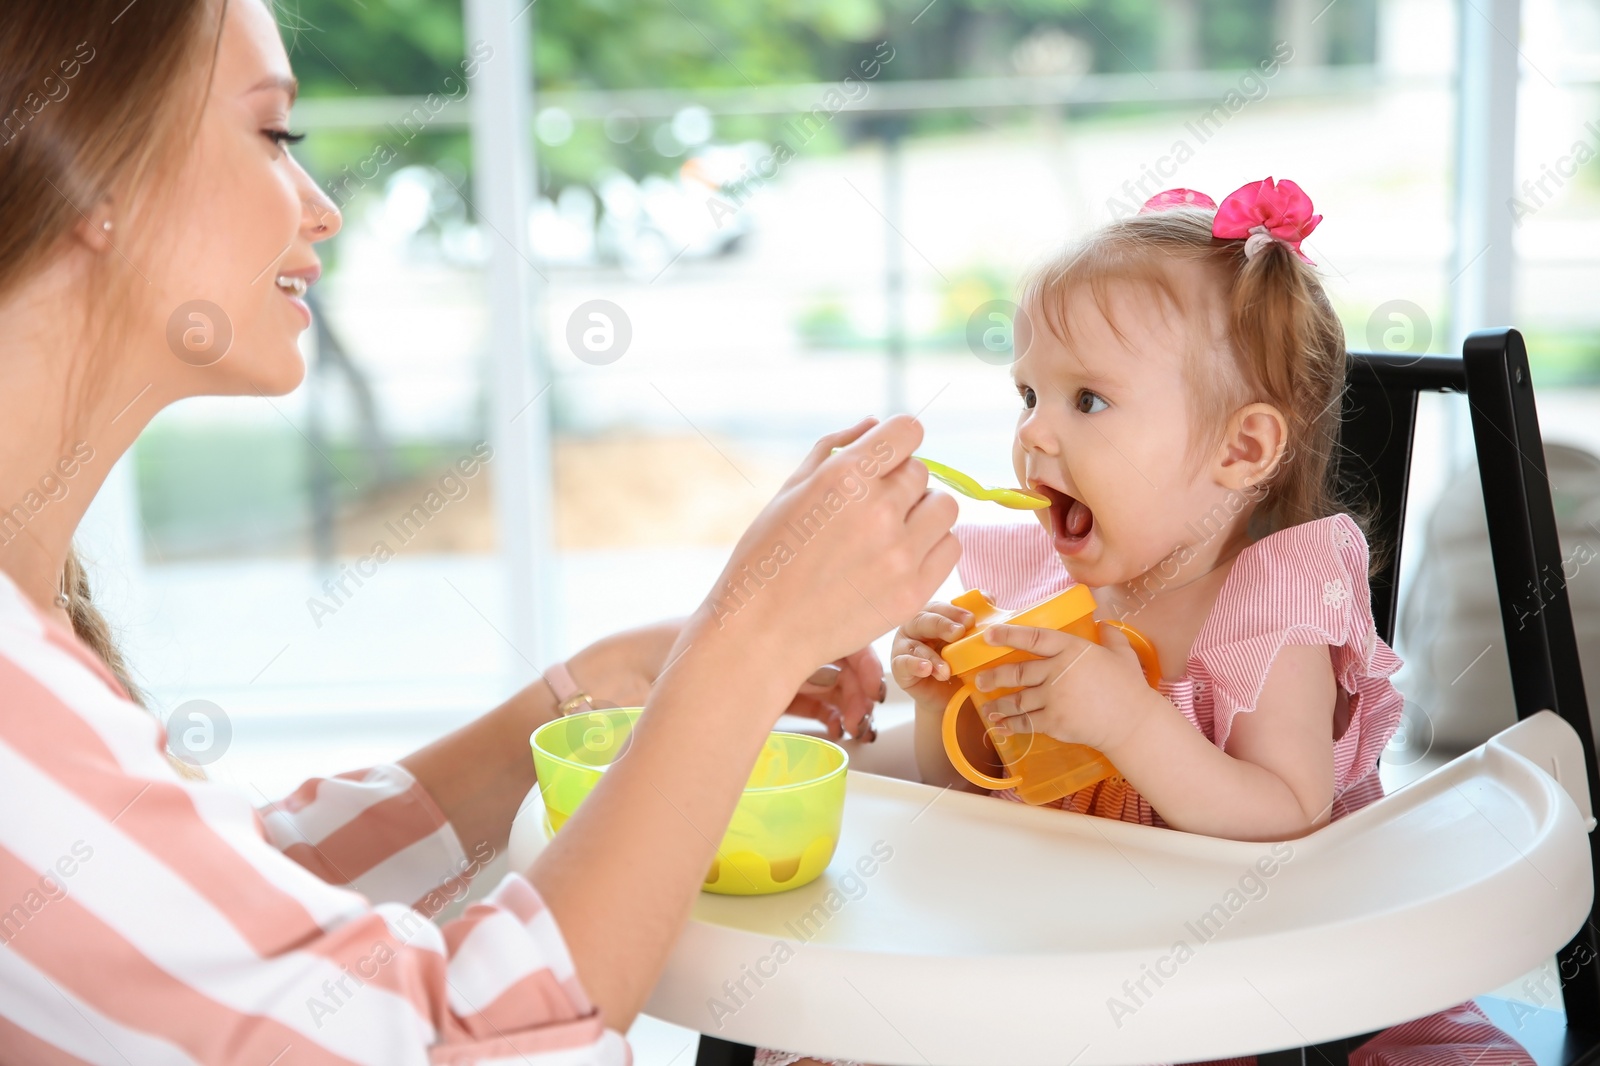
[0,568,629,1065]
[956,513,1406,824]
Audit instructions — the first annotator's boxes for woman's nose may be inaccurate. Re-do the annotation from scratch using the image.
[297,164,342,243]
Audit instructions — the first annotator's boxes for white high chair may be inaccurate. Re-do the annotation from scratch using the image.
[510,329,1599,1065]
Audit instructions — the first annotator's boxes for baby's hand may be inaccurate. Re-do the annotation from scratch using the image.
[975,622,1160,754]
[891,601,974,707]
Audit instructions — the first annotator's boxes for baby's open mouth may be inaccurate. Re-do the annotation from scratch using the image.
[1039,484,1094,550]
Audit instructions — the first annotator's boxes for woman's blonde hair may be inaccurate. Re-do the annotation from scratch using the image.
[1021,207,1373,554]
[2,0,226,754]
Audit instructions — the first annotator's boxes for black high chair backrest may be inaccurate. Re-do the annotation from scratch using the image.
[1260,328,1600,1063]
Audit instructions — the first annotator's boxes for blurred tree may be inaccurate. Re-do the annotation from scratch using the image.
[275,0,470,96]
[278,0,1373,98]
[277,0,1374,193]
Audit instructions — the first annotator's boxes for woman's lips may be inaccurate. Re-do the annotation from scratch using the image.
[278,290,311,327]
[1038,484,1094,555]
[275,274,312,327]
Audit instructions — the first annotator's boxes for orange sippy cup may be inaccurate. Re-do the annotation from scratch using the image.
[940,586,1162,805]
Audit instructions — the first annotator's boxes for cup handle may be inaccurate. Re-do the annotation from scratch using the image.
[1100,621,1163,688]
[942,682,1023,791]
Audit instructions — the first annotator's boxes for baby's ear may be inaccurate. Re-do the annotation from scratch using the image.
[1215,402,1288,493]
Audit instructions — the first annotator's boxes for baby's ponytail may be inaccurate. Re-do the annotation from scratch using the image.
[1226,236,1348,537]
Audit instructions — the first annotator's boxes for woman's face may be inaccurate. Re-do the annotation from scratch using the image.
[137,0,339,398]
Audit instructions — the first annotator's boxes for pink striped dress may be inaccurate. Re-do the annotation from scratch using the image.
[0,568,630,1065]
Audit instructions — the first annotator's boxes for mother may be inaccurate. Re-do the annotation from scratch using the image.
[0,0,959,1060]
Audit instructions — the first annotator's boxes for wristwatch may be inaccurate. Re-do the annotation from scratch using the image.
[542,661,596,717]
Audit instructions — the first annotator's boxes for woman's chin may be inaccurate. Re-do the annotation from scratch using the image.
[261,346,308,393]
[199,342,306,397]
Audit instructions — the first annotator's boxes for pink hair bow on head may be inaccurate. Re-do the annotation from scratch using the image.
[1139,177,1322,264]
[1210,177,1321,264]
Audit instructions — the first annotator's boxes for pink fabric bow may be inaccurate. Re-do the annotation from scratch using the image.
[1139,178,1321,264]
[1210,177,1321,263]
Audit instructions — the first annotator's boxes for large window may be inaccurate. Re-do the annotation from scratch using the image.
[85,0,1586,803]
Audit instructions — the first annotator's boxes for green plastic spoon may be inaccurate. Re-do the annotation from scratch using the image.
[916,456,1050,510]
[829,448,1050,509]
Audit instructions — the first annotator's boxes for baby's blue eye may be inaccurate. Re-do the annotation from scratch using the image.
[1076,390,1108,414]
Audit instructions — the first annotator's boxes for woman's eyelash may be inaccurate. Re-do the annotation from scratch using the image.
[266,129,306,148]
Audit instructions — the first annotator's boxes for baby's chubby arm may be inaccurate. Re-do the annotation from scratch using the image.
[893,601,998,792]
[1105,643,1337,839]
[978,625,1336,840]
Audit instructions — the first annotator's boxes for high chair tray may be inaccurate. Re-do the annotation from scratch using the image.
[508,712,1594,1066]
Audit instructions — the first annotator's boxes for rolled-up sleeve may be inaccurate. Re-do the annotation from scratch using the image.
[259,762,486,916]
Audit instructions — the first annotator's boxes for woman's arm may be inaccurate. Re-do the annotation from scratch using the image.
[397,619,680,858]
[526,415,960,1030]
[526,624,796,1025]
[399,624,887,860]
[0,417,949,1066]
[1,633,627,1064]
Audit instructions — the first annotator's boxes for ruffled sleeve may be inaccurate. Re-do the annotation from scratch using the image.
[1190,513,1403,752]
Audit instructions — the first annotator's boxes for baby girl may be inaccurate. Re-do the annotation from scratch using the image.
[761,179,1531,1065]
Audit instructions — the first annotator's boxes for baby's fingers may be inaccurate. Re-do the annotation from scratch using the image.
[983,622,1080,658]
[924,600,975,625]
[903,607,971,644]
[982,695,1027,737]
[891,646,951,685]
[974,656,1057,693]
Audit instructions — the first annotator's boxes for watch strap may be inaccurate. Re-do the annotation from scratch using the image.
[543,661,595,716]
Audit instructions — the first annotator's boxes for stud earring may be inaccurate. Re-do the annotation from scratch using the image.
[101,219,112,233]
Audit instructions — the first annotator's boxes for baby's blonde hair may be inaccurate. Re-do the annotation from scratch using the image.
[1020,208,1366,547]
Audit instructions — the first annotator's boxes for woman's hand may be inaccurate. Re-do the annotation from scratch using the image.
[530,414,959,1030]
[975,622,1159,755]
[565,619,683,709]
[692,414,961,692]
[566,625,887,740]
[791,646,886,740]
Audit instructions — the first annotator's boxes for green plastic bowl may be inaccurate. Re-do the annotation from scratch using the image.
[530,707,848,895]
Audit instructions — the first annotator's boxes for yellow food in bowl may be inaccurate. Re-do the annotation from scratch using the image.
[530,708,848,895]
